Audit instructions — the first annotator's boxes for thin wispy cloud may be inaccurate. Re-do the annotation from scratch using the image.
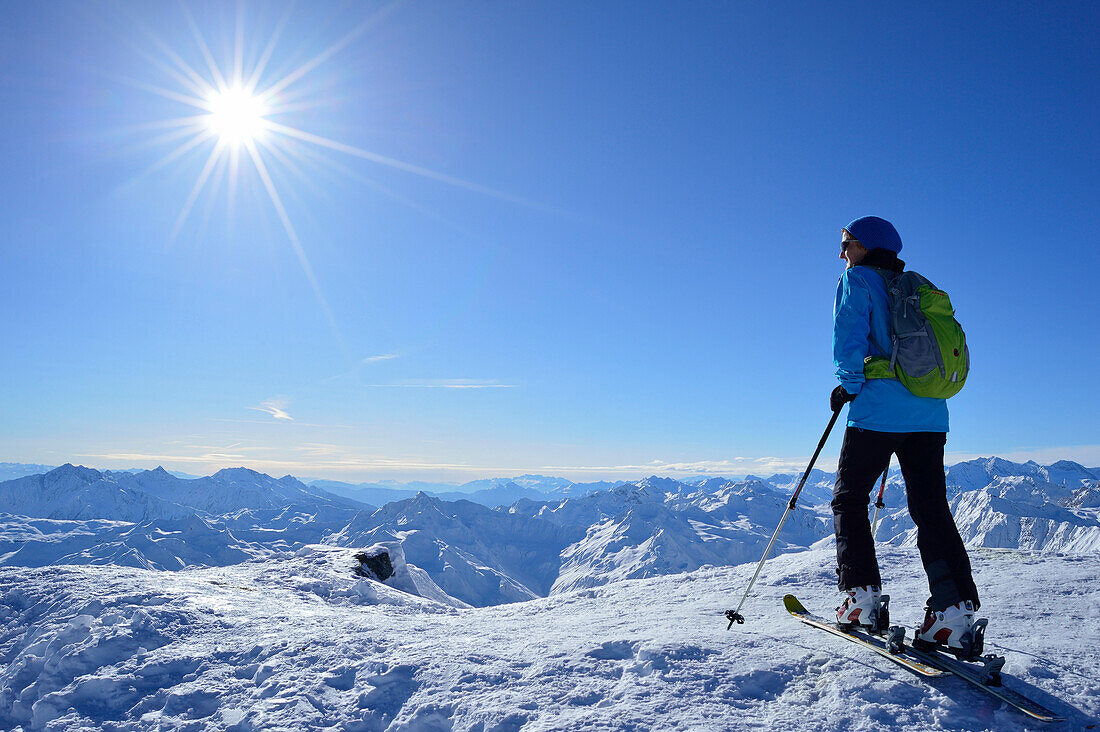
[210,418,353,429]
[248,398,293,421]
[78,450,480,472]
[366,379,517,389]
[312,353,399,387]
[531,457,817,477]
[294,443,348,458]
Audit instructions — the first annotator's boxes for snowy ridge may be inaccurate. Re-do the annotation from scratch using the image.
[874,460,1100,553]
[0,465,196,523]
[1,543,1095,729]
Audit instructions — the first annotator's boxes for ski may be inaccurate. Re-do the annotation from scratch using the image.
[784,594,1065,723]
[783,594,945,677]
[904,643,1065,723]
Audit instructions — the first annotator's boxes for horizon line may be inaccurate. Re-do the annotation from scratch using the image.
[6,450,1098,487]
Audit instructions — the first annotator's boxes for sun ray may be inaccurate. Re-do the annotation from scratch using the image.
[117,47,212,102]
[137,49,214,101]
[113,114,211,135]
[260,99,338,116]
[197,149,232,236]
[259,7,397,99]
[234,2,245,86]
[288,139,475,236]
[227,144,241,224]
[131,20,217,99]
[179,2,228,92]
[110,75,211,111]
[171,140,227,242]
[244,2,295,93]
[244,139,348,359]
[110,116,210,158]
[261,135,325,201]
[133,128,215,182]
[264,120,549,210]
[117,122,209,160]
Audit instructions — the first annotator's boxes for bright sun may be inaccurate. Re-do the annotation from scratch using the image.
[205,86,267,146]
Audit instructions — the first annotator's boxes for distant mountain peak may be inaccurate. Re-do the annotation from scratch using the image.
[1049,459,1088,470]
[213,467,266,481]
[47,463,103,482]
[409,491,445,509]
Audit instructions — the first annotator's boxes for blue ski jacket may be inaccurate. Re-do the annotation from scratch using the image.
[833,265,949,433]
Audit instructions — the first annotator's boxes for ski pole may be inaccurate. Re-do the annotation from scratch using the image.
[870,462,889,539]
[725,408,841,628]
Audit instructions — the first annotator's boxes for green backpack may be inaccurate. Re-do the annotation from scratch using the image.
[862,267,969,399]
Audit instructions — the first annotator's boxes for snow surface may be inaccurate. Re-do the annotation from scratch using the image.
[2,543,1097,730]
[2,458,1100,729]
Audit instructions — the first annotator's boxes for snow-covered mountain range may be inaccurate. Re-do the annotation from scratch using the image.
[0,466,367,571]
[1,458,1097,609]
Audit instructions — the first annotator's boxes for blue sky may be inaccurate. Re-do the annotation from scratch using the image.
[1,1,1098,482]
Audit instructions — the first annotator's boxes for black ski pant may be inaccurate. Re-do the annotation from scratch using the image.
[832,427,980,611]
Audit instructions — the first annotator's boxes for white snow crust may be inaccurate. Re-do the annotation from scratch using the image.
[2,543,1097,730]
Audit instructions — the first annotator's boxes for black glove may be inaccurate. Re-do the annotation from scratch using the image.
[830,385,858,412]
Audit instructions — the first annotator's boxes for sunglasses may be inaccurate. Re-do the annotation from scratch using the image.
[841,239,859,253]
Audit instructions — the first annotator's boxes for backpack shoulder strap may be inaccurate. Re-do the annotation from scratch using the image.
[854,265,896,359]
[860,264,899,285]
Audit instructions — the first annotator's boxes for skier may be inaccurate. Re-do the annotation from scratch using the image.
[829,215,981,653]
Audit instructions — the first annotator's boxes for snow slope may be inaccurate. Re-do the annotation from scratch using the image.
[550,480,829,594]
[0,514,259,570]
[1,543,1095,730]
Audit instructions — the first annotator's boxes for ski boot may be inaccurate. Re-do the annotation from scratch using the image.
[914,600,986,660]
[836,585,889,633]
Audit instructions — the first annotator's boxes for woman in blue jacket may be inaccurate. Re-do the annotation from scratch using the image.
[830,216,981,654]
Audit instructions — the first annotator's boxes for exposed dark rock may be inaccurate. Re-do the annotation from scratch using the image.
[355,548,394,581]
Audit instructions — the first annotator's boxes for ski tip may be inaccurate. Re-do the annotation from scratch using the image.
[783,594,808,614]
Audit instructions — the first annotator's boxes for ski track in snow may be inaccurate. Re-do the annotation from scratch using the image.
[2,544,1097,731]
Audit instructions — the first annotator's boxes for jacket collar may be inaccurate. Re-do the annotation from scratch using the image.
[858,247,905,273]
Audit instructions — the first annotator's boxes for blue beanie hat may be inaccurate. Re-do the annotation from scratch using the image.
[844,216,903,253]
